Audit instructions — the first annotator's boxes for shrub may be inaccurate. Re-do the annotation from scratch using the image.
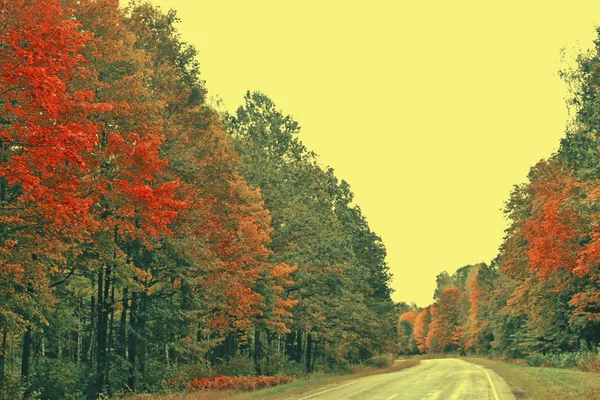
[188,375,292,391]
[0,374,26,400]
[281,359,309,378]
[524,350,600,370]
[29,358,86,400]
[258,353,308,377]
[579,356,600,373]
[142,361,213,393]
[216,355,256,377]
[525,353,546,367]
[366,353,395,369]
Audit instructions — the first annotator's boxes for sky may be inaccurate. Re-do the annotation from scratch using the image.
[146,0,600,306]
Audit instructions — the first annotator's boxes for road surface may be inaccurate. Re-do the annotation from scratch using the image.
[282,358,516,400]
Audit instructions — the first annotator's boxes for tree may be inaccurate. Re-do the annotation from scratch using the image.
[225,91,396,369]
[426,287,462,353]
[398,311,418,354]
[413,307,431,353]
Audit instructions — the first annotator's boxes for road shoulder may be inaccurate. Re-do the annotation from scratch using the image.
[464,356,600,400]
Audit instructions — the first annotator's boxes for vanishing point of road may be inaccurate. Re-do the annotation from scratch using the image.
[282,358,516,400]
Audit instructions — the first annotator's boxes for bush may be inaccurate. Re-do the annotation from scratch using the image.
[0,374,26,400]
[525,353,546,367]
[259,353,310,377]
[282,359,309,378]
[147,361,213,393]
[216,355,256,376]
[365,353,395,369]
[579,356,600,373]
[524,350,600,370]
[29,358,87,400]
[188,375,292,391]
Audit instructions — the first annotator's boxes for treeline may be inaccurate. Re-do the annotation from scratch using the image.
[0,1,396,399]
[398,28,600,364]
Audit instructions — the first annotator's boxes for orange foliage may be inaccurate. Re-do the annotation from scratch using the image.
[571,290,600,322]
[425,305,439,351]
[523,162,583,278]
[399,311,417,325]
[413,307,430,353]
[464,272,483,352]
[426,287,462,353]
[576,182,600,277]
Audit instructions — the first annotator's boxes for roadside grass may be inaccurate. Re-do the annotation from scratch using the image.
[123,359,420,400]
[465,357,600,400]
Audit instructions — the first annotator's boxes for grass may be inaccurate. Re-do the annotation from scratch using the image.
[465,357,600,400]
[124,359,420,400]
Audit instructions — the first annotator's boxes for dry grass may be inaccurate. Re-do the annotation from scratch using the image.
[465,357,600,400]
[125,392,236,400]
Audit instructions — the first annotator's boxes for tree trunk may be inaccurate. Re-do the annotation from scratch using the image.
[128,291,138,391]
[305,333,312,373]
[138,292,147,380]
[21,325,31,384]
[295,330,302,364]
[83,292,95,365]
[266,331,273,373]
[285,332,294,359]
[254,326,261,374]
[105,283,115,397]
[96,263,112,397]
[311,340,318,372]
[118,288,129,359]
[74,302,80,364]
[0,329,7,388]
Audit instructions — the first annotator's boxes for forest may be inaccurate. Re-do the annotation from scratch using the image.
[0,1,397,398]
[397,30,600,369]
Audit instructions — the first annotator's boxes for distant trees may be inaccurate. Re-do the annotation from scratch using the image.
[0,1,395,398]
[399,27,600,359]
[398,310,418,354]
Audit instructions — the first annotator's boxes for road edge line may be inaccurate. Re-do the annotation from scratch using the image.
[296,378,369,400]
[474,363,500,400]
[291,360,422,400]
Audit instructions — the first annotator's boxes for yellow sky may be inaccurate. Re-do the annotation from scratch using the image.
[145,0,600,306]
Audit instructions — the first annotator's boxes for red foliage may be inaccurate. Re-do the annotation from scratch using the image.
[0,0,109,237]
[0,0,297,344]
[188,375,293,391]
[523,162,583,278]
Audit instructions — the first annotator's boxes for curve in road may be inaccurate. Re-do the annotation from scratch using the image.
[283,358,516,400]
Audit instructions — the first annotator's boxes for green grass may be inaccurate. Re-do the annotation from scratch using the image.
[465,357,600,400]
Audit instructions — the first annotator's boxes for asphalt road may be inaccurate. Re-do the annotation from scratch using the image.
[283,358,516,400]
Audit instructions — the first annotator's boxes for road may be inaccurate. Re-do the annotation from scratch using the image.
[282,358,516,400]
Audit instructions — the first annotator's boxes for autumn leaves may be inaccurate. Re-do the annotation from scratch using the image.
[0,0,292,395]
[0,1,394,397]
